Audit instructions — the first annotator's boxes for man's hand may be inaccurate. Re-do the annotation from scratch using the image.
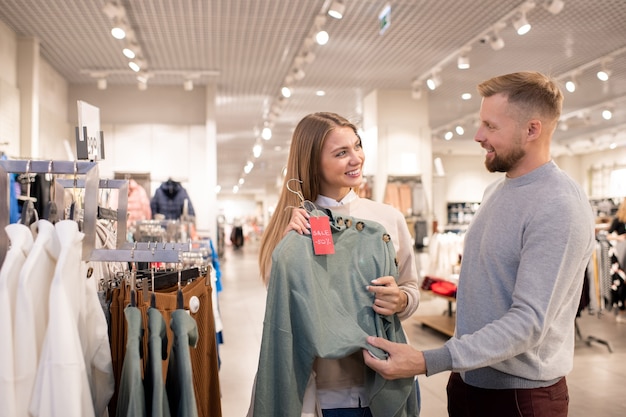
[362,336,426,379]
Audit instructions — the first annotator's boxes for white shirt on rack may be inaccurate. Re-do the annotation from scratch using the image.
[0,224,34,417]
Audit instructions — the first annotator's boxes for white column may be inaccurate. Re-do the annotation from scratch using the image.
[362,89,432,217]
[204,82,218,241]
[17,37,40,157]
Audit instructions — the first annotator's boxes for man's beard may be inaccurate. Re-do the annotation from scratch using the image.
[485,146,525,173]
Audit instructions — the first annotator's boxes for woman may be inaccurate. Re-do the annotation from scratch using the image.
[257,112,420,416]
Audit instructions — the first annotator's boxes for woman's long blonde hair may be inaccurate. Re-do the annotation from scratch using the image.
[258,112,359,285]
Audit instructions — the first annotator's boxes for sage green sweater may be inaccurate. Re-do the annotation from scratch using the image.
[252,209,418,417]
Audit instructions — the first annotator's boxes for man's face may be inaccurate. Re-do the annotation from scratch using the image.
[474,93,526,174]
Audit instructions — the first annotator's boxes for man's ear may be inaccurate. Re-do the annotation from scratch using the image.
[526,119,542,141]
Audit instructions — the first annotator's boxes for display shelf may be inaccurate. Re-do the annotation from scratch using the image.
[412,290,456,337]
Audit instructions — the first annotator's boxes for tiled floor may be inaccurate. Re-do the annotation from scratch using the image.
[217,241,626,416]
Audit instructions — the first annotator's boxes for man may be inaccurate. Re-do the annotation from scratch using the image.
[363,71,595,417]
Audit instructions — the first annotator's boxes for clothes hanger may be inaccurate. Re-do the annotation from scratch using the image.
[19,160,38,227]
[285,178,316,213]
[43,161,59,224]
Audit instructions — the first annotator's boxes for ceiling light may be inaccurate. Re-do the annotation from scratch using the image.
[316,30,329,45]
[328,1,345,19]
[444,131,453,140]
[238,178,245,185]
[232,185,239,193]
[455,125,465,135]
[111,26,126,39]
[262,126,272,140]
[137,80,147,91]
[602,109,613,120]
[128,61,140,72]
[461,92,472,100]
[489,32,505,50]
[253,142,262,158]
[244,161,254,173]
[183,79,194,91]
[597,60,612,81]
[97,78,107,90]
[292,67,306,81]
[565,78,576,93]
[457,52,470,70]
[123,47,136,59]
[543,0,564,15]
[426,69,442,91]
[281,86,291,98]
[316,90,326,96]
[513,1,536,35]
[513,12,531,35]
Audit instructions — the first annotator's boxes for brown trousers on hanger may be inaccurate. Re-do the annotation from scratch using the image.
[109,276,222,417]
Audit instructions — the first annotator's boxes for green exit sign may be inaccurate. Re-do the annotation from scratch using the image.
[379,4,391,35]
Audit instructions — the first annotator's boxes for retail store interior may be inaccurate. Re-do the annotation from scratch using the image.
[1,0,626,416]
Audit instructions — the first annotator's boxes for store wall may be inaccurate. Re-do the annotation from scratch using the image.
[67,85,216,234]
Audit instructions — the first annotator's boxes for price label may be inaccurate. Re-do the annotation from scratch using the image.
[310,215,335,255]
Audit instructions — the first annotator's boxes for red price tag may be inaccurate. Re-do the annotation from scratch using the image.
[309,215,335,255]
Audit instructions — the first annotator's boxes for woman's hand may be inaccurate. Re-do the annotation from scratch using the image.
[283,207,310,236]
[367,276,408,316]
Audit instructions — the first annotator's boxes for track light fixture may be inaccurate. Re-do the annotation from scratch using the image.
[543,0,564,15]
[316,30,329,45]
[488,23,506,50]
[513,1,535,35]
[426,69,442,91]
[327,1,345,19]
[565,77,576,93]
[597,59,612,81]
[97,78,107,90]
[183,79,194,91]
[457,49,470,69]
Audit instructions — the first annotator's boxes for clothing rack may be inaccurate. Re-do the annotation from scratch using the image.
[0,159,99,266]
[56,178,128,249]
[89,241,193,263]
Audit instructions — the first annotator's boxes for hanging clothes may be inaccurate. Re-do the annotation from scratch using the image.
[29,220,114,417]
[0,224,34,417]
[165,308,199,417]
[13,220,60,417]
[109,275,221,417]
[145,308,171,417]
[150,179,195,220]
[116,306,147,417]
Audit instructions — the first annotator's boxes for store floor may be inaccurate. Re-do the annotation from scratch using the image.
[216,240,626,416]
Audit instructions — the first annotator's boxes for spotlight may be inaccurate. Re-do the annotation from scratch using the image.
[457,52,470,70]
[328,1,345,19]
[565,78,576,93]
[97,78,107,90]
[281,86,291,98]
[602,109,613,120]
[316,30,329,45]
[513,1,535,35]
[426,69,442,91]
[455,125,465,135]
[597,60,612,81]
[111,24,126,39]
[444,131,453,140]
[262,126,272,140]
[543,0,564,15]
[489,32,505,50]
[137,80,147,91]
[513,12,531,35]
[292,67,306,81]
[183,79,194,91]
